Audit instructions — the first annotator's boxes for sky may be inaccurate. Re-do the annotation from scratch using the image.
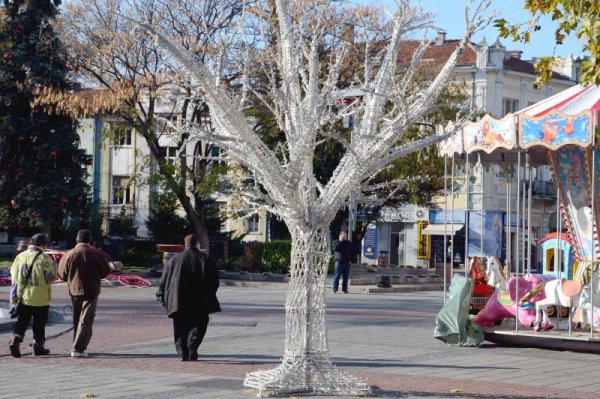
[372,0,586,60]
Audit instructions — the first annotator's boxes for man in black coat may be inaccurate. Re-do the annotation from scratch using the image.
[332,231,354,294]
[156,234,221,361]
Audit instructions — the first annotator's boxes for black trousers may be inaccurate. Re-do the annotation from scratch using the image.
[172,313,209,357]
[12,304,49,344]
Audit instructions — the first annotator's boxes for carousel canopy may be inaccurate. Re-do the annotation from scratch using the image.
[438,84,599,158]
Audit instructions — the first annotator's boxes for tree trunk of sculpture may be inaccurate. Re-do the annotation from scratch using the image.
[244,225,371,397]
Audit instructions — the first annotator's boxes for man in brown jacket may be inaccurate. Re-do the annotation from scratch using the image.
[58,229,111,358]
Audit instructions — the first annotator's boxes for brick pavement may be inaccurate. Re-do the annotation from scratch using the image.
[1,283,600,398]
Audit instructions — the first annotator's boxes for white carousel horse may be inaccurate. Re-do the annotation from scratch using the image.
[485,256,507,292]
[523,262,600,332]
[528,278,583,331]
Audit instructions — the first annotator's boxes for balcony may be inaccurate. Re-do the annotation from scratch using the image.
[98,202,135,220]
[521,180,556,200]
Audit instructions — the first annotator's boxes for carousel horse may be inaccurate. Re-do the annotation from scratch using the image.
[520,278,582,332]
[475,274,552,328]
[522,263,600,332]
[485,256,507,292]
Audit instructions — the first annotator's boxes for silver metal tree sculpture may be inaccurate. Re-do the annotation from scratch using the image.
[141,0,491,396]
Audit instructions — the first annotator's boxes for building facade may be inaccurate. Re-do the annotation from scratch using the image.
[361,32,580,270]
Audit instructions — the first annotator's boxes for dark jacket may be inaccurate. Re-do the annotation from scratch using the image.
[334,239,354,264]
[156,248,221,318]
[58,243,112,297]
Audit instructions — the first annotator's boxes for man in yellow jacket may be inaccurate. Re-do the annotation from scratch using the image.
[8,233,57,358]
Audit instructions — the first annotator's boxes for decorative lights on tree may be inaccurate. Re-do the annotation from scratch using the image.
[139,0,492,396]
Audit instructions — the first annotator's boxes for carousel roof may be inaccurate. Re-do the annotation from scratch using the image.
[438,84,600,160]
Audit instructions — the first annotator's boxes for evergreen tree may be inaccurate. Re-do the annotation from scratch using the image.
[0,0,90,238]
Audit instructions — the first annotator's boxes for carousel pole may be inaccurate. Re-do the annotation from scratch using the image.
[506,163,512,284]
[479,153,484,260]
[451,154,456,274]
[556,186,563,331]
[556,175,563,330]
[443,154,449,304]
[526,152,533,276]
[515,151,522,332]
[466,153,470,267]
[519,176,529,277]
[590,127,596,339]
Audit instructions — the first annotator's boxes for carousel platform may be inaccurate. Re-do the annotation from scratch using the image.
[484,319,600,354]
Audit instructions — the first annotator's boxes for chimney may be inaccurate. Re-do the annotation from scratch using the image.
[505,50,523,60]
[475,37,488,69]
[435,29,447,45]
[488,38,506,69]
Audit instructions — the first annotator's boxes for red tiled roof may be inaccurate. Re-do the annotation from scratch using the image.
[397,39,476,67]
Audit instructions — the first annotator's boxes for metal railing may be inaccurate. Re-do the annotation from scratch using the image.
[521,180,555,199]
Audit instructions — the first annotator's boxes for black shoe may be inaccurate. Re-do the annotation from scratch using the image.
[181,355,189,361]
[190,350,198,361]
[32,343,50,356]
[342,291,348,294]
[8,337,22,358]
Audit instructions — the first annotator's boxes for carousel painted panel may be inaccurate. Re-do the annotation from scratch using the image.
[550,147,595,261]
[593,150,600,240]
[463,114,516,154]
[519,110,592,150]
[437,121,463,157]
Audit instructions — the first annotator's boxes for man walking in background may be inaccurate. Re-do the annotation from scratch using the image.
[332,230,354,294]
[156,234,221,361]
[58,229,111,358]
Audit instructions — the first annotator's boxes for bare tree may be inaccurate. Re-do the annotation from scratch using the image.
[52,0,245,249]
[134,0,492,396]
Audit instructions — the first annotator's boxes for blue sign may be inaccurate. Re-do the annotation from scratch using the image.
[429,210,466,224]
[467,210,504,258]
[362,224,378,259]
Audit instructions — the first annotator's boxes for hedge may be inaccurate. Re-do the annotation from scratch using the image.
[262,240,291,274]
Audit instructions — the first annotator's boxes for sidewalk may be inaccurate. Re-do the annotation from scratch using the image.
[1,283,600,398]
[217,263,445,294]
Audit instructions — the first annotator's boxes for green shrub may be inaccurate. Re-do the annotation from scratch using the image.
[262,240,291,274]
[217,257,244,272]
[118,247,161,268]
[242,241,264,273]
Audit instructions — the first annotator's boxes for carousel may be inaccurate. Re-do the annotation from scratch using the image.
[434,84,600,351]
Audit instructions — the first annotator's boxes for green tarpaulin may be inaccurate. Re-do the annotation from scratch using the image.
[433,275,484,347]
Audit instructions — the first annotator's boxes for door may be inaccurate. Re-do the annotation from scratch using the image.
[397,231,406,266]
[390,233,399,266]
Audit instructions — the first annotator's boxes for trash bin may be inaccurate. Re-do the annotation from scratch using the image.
[377,251,389,267]
[377,275,391,288]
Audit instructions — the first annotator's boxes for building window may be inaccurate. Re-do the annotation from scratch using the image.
[157,113,180,132]
[246,214,259,233]
[113,129,132,146]
[163,146,178,164]
[112,176,131,204]
[502,98,519,114]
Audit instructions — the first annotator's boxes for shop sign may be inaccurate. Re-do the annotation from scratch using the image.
[380,207,428,222]
[362,223,378,259]
[416,221,430,259]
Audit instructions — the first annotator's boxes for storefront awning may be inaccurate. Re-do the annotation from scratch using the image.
[422,224,464,236]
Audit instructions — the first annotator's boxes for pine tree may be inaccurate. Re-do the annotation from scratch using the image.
[0,0,90,239]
